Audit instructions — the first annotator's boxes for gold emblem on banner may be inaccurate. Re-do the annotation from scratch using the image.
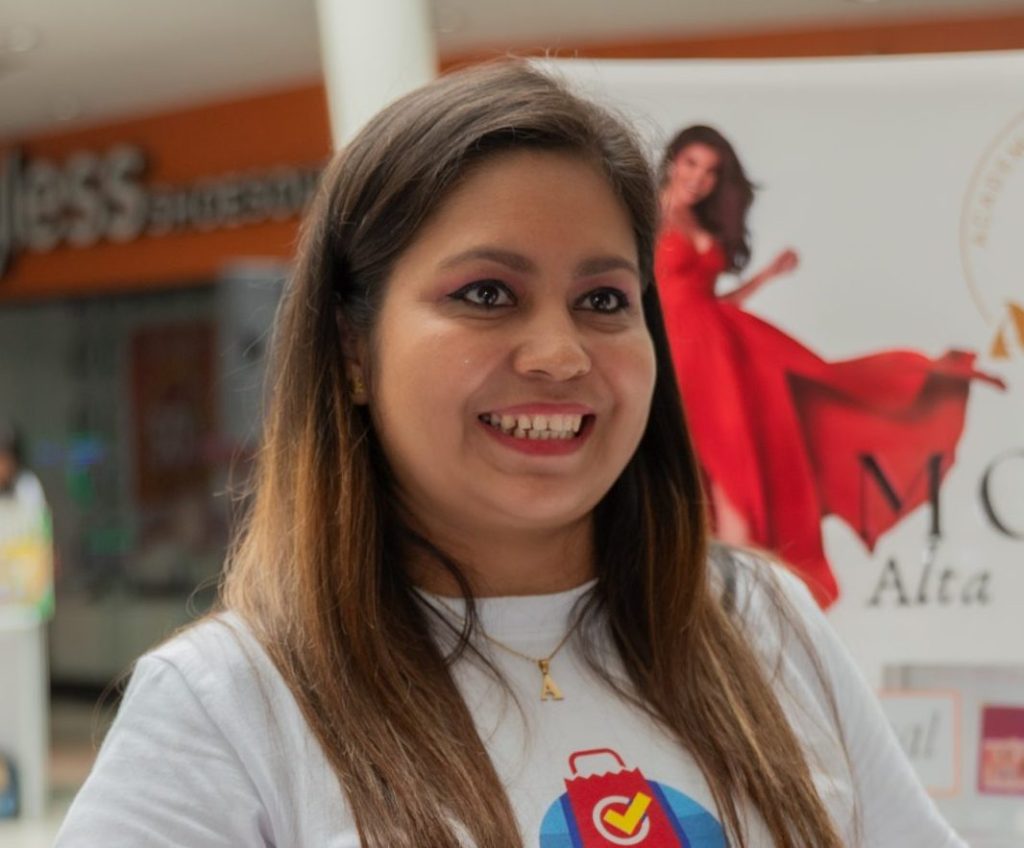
[961,112,1024,360]
[989,302,1024,360]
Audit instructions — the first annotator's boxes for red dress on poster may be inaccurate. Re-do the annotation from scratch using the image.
[655,229,1004,607]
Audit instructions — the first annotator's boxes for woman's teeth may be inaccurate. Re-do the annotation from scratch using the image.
[479,412,585,440]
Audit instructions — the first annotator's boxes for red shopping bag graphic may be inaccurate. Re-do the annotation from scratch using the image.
[562,749,685,847]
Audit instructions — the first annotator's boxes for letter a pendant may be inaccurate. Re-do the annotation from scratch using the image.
[538,659,564,701]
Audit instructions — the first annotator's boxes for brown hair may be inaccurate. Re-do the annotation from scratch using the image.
[659,124,755,273]
[222,62,844,847]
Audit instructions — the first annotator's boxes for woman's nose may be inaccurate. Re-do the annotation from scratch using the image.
[512,310,591,381]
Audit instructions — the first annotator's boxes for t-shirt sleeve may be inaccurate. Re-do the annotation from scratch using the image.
[769,566,967,848]
[54,654,272,847]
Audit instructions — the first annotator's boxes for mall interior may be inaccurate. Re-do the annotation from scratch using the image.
[1,1,1023,845]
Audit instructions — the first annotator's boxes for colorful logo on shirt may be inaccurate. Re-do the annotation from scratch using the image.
[539,748,726,847]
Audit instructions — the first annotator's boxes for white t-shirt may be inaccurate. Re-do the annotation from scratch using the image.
[55,561,965,847]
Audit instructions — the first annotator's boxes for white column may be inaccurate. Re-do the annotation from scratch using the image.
[315,0,439,148]
[0,611,48,819]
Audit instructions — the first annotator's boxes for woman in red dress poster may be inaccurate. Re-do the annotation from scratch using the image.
[656,125,1004,607]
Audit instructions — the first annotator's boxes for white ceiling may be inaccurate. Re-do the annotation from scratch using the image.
[2,0,1023,140]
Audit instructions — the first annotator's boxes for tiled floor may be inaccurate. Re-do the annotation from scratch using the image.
[0,698,112,847]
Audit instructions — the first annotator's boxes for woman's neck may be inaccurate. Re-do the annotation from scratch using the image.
[407,518,595,598]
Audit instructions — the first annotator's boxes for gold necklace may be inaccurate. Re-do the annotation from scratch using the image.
[433,598,580,702]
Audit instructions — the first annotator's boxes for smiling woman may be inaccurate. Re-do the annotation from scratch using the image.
[53,62,964,848]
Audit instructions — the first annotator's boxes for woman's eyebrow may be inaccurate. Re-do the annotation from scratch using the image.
[439,246,638,278]
[576,255,639,278]
[439,247,535,273]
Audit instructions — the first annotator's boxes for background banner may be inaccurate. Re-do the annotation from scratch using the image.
[550,54,1023,683]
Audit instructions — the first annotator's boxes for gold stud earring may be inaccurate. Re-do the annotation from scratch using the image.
[350,373,366,402]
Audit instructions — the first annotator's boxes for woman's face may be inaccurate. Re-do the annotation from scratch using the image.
[664,142,720,211]
[364,150,656,548]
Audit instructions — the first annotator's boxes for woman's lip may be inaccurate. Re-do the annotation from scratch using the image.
[481,402,595,417]
[478,416,594,456]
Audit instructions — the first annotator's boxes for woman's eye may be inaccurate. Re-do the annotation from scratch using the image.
[450,280,515,309]
[577,288,630,313]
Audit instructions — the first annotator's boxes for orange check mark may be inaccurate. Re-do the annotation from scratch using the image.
[602,791,652,835]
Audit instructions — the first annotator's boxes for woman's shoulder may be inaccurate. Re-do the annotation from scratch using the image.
[149,611,267,679]
[710,545,866,718]
[136,611,293,728]
[708,545,836,677]
[57,613,327,845]
[709,544,817,621]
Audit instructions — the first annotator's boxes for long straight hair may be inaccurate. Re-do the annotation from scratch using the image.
[222,62,845,847]
[659,124,755,273]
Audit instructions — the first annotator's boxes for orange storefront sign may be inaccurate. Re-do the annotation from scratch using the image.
[0,83,332,302]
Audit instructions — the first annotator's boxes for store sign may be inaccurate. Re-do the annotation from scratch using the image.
[0,145,322,279]
[878,691,961,795]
